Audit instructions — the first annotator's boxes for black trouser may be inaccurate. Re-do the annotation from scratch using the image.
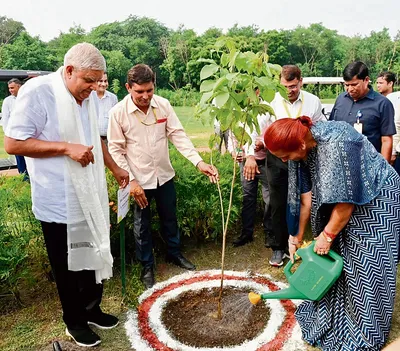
[266,151,289,251]
[41,221,103,329]
[133,179,181,268]
[240,159,272,237]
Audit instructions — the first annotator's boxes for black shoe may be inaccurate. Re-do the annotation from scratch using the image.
[87,312,119,330]
[66,326,101,347]
[166,254,196,270]
[233,235,253,247]
[141,266,155,289]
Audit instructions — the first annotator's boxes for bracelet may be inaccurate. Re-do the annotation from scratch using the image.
[323,228,337,239]
[288,240,302,246]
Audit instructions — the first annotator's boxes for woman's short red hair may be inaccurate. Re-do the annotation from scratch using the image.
[264,116,313,153]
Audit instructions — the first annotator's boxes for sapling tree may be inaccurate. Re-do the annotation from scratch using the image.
[195,37,286,318]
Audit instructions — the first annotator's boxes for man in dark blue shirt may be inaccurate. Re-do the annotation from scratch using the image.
[329,61,395,162]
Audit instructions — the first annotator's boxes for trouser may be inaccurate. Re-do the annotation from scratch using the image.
[133,179,181,268]
[239,159,272,238]
[266,151,289,251]
[16,155,29,180]
[394,155,400,176]
[218,130,229,152]
[41,221,103,329]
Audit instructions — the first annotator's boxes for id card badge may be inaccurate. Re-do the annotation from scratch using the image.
[354,122,363,133]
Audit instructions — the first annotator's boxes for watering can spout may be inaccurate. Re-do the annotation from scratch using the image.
[248,285,307,305]
[260,284,307,300]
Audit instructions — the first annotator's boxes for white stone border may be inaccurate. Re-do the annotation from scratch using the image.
[125,270,306,351]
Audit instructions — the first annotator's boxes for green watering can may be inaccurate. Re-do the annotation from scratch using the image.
[249,241,343,304]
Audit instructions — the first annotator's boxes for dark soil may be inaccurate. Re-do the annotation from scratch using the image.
[161,286,270,348]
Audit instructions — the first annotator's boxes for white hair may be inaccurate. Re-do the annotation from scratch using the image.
[63,42,106,71]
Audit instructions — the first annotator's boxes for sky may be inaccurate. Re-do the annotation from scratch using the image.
[2,0,400,42]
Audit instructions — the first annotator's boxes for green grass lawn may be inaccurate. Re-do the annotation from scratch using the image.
[173,106,213,149]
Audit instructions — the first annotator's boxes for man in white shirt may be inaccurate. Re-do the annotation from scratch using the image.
[108,64,218,289]
[265,65,324,266]
[5,43,129,348]
[92,73,118,141]
[1,78,28,178]
[1,78,21,131]
[376,71,400,173]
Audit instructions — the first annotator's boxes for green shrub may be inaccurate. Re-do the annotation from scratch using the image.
[0,176,45,302]
[156,87,200,107]
[173,149,242,240]
[107,148,242,250]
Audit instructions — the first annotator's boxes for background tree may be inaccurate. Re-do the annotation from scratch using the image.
[47,25,87,69]
[2,14,400,100]
[0,16,25,46]
[0,32,51,70]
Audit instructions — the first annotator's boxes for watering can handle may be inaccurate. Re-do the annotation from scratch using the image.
[284,254,296,278]
[327,246,342,261]
[310,239,343,262]
[283,241,313,278]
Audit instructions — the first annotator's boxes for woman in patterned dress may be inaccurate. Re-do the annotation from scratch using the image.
[264,116,400,350]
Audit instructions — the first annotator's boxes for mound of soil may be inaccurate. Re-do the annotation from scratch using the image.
[161,286,270,347]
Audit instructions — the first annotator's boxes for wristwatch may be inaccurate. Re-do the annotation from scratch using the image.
[323,229,336,242]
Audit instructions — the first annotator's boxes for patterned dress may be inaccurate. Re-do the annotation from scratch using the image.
[287,121,400,350]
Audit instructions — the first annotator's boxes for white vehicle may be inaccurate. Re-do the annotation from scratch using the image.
[303,77,344,119]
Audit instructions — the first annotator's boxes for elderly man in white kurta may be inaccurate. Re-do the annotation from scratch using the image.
[5,43,129,348]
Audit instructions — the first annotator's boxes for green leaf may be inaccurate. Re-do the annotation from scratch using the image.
[228,51,239,71]
[218,109,231,130]
[200,91,213,105]
[225,39,237,52]
[255,76,273,90]
[245,87,258,104]
[260,88,276,103]
[277,84,289,100]
[214,92,230,107]
[209,134,220,150]
[200,64,219,81]
[267,63,282,77]
[200,80,216,92]
[226,73,238,82]
[221,53,230,67]
[258,103,276,117]
[232,125,252,147]
[213,76,228,92]
[235,53,247,72]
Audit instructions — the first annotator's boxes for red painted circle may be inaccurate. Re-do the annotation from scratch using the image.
[137,274,297,350]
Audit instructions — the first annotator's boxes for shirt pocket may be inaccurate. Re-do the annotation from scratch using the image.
[154,119,167,141]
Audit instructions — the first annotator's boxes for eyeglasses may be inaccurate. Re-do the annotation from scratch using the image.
[284,83,300,91]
